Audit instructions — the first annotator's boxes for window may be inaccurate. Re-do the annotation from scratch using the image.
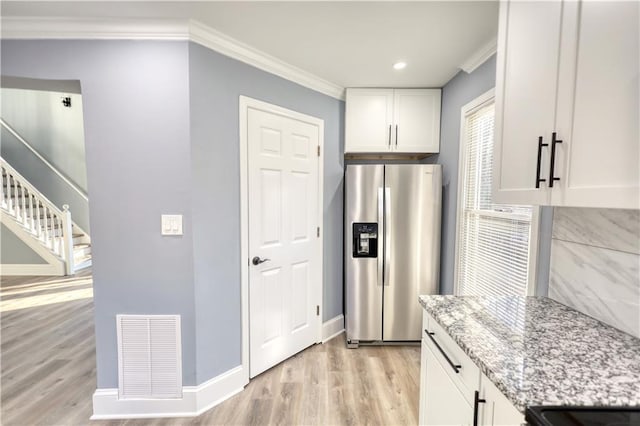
[454,90,538,297]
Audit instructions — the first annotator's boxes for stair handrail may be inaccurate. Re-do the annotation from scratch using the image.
[1,157,64,216]
[1,156,75,274]
[0,118,88,202]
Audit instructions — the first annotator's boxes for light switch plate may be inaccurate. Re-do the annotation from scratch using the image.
[161,214,183,236]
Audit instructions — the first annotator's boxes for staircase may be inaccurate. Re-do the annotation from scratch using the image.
[1,157,91,275]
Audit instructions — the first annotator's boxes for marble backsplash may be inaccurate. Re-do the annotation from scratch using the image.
[548,207,640,338]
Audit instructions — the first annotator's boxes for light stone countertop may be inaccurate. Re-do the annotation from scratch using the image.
[418,295,640,413]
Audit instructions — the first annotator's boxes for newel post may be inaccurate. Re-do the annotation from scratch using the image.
[62,204,74,275]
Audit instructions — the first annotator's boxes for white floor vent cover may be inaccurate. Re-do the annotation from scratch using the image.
[116,315,182,399]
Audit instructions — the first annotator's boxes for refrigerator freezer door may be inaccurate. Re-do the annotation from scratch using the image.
[345,165,384,342]
[383,165,442,341]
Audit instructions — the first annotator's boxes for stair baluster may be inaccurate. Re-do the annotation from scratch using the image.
[21,185,28,224]
[35,200,42,240]
[7,175,14,214]
[1,158,83,274]
[62,205,74,275]
[28,193,35,233]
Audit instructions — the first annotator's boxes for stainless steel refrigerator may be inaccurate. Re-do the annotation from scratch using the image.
[345,164,442,347]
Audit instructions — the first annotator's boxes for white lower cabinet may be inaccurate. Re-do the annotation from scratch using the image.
[420,341,473,426]
[419,312,524,426]
[478,374,524,426]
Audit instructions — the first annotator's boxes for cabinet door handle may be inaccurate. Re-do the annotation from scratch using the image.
[535,136,548,188]
[473,390,487,426]
[548,132,563,187]
[388,124,392,147]
[395,124,398,147]
[425,330,461,373]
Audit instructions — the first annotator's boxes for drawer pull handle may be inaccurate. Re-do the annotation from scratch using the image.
[395,124,398,147]
[425,330,461,373]
[535,136,548,188]
[548,132,563,187]
[473,390,486,426]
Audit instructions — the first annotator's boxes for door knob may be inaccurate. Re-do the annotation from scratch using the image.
[252,256,270,266]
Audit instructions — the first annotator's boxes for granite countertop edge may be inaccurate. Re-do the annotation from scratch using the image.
[418,295,640,414]
[418,296,528,412]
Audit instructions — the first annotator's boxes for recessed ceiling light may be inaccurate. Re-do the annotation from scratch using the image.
[393,62,407,70]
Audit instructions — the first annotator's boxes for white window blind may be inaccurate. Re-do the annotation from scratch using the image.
[456,100,535,297]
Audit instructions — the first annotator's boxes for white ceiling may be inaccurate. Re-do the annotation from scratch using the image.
[1,1,499,89]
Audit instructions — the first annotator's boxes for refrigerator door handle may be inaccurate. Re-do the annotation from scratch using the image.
[384,187,391,286]
[377,187,384,287]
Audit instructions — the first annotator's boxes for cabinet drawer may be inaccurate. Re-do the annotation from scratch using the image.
[422,310,430,332]
[423,313,480,405]
[421,341,474,426]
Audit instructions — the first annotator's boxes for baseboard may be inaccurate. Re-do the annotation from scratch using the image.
[91,365,247,419]
[322,314,345,343]
[1,263,64,276]
[191,365,247,416]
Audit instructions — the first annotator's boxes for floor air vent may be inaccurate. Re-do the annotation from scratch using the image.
[116,315,182,399]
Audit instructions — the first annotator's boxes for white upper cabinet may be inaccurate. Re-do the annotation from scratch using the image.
[394,89,441,153]
[493,0,639,209]
[345,88,441,155]
[552,1,639,208]
[493,1,562,205]
[345,89,394,153]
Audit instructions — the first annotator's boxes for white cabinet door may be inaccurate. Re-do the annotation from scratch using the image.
[345,88,394,153]
[419,341,429,426]
[479,374,523,426]
[493,0,562,205]
[552,0,639,208]
[421,342,473,426]
[345,88,441,154]
[394,89,441,153]
[494,0,639,209]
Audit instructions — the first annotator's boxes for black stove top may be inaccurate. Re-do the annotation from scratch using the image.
[526,406,640,426]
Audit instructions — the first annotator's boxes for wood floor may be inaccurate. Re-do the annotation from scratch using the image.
[1,272,421,426]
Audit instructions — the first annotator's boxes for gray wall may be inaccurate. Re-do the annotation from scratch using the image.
[425,55,553,295]
[1,126,90,232]
[2,39,345,388]
[1,86,90,230]
[534,207,553,296]
[0,223,46,264]
[188,42,344,382]
[424,56,498,294]
[1,40,197,387]
[1,88,88,191]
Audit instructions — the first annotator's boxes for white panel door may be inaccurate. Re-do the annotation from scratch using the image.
[393,89,441,153]
[493,0,562,205]
[553,0,639,208]
[248,107,321,378]
[345,88,394,153]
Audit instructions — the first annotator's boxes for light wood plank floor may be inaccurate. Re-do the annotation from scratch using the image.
[1,272,421,426]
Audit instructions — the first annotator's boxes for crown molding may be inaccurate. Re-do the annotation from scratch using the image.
[188,20,344,100]
[1,17,190,40]
[460,36,497,74]
[1,17,345,100]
